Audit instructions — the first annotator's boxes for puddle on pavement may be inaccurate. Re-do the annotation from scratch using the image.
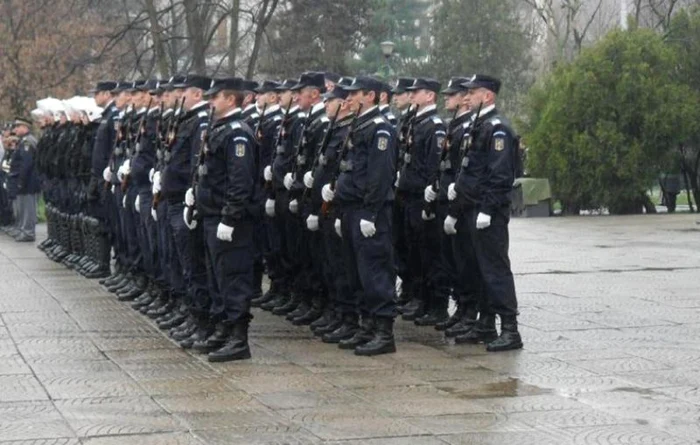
[439,378,552,399]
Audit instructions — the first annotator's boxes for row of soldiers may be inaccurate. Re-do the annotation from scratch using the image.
[32,71,523,362]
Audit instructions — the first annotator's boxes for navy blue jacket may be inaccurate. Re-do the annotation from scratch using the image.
[91,102,119,179]
[161,103,209,202]
[454,107,518,215]
[398,106,446,196]
[272,107,304,192]
[196,111,258,225]
[436,111,472,201]
[336,107,396,221]
[291,103,328,196]
[310,113,353,214]
[8,135,40,197]
[131,108,160,191]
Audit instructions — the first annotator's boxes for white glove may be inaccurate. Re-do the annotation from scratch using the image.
[103,167,112,182]
[135,195,141,213]
[303,171,314,189]
[476,212,491,230]
[424,185,437,203]
[394,171,400,187]
[306,214,319,231]
[334,218,342,238]
[263,165,272,181]
[265,199,276,217]
[216,222,234,242]
[283,172,294,190]
[421,209,435,221]
[360,219,376,238]
[321,183,335,202]
[123,159,131,173]
[122,195,127,208]
[153,172,162,193]
[447,183,457,201]
[149,168,155,183]
[289,199,299,214]
[444,215,458,235]
[185,188,195,206]
[151,207,158,221]
[183,206,198,230]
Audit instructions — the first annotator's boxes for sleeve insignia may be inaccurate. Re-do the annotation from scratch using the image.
[494,137,505,152]
[377,137,389,151]
[235,143,246,157]
[437,136,445,149]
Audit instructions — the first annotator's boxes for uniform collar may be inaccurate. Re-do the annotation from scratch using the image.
[472,104,496,121]
[309,101,325,118]
[379,104,390,112]
[189,101,208,113]
[359,105,378,118]
[416,103,436,117]
[264,104,280,115]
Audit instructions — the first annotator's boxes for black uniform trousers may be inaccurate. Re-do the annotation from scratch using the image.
[274,190,301,296]
[472,206,518,317]
[322,212,352,314]
[204,217,254,325]
[403,195,442,310]
[451,206,486,314]
[340,203,396,319]
[156,201,173,294]
[167,201,209,317]
[137,189,157,282]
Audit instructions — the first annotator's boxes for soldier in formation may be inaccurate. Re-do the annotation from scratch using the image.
[11,71,523,362]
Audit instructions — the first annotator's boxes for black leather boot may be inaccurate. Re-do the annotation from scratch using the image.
[339,316,375,350]
[208,320,251,363]
[322,313,359,344]
[354,317,396,356]
[400,298,424,321]
[251,285,278,307]
[313,311,343,337]
[291,297,323,326]
[193,323,232,353]
[179,317,215,350]
[286,301,310,321]
[486,315,524,352]
[455,313,498,344]
[444,310,478,338]
[435,302,465,331]
[272,293,301,316]
[261,294,288,311]
[414,299,449,327]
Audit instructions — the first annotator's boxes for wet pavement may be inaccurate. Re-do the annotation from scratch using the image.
[0,214,699,444]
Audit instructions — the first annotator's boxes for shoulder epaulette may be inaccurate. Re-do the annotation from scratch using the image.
[431,115,443,124]
[230,122,242,130]
[321,116,330,123]
[374,117,385,124]
[488,117,502,126]
[198,110,209,118]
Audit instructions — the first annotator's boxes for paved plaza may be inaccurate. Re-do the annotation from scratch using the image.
[0,214,699,444]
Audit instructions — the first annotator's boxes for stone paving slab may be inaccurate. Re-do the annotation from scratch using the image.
[0,214,698,444]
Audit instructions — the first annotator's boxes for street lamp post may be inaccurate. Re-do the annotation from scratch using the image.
[379,40,395,80]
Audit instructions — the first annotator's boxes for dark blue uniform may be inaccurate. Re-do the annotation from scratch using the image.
[311,114,354,316]
[451,107,518,318]
[270,106,304,305]
[162,102,209,318]
[131,108,160,291]
[196,113,258,325]
[336,106,397,319]
[397,105,446,318]
[291,103,329,317]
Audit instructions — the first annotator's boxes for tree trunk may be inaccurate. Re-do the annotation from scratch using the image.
[183,0,207,74]
[145,0,170,78]
[246,0,279,79]
[228,0,240,74]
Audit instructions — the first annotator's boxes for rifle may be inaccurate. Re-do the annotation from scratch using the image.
[265,102,292,194]
[321,104,363,217]
[255,103,268,142]
[301,103,342,204]
[424,106,459,217]
[121,98,152,192]
[184,106,215,226]
[104,107,133,190]
[152,98,185,208]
